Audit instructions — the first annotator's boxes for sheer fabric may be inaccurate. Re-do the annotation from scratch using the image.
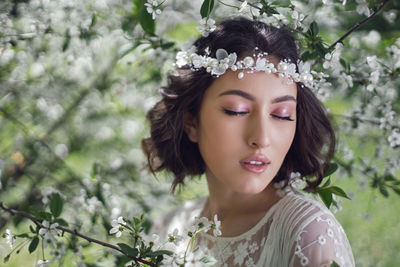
[152,189,355,267]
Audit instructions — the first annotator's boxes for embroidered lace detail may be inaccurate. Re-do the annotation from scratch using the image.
[151,190,355,267]
[292,213,352,267]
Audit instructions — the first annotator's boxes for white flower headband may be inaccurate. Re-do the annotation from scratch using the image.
[175,46,319,88]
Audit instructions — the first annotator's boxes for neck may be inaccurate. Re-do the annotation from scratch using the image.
[202,171,281,221]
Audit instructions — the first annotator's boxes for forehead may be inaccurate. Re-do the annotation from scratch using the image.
[204,70,297,101]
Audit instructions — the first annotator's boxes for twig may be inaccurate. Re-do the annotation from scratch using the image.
[0,202,156,267]
[235,0,261,10]
[332,113,399,130]
[0,107,32,135]
[329,0,391,50]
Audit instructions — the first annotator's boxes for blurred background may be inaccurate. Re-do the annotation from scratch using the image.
[0,0,399,266]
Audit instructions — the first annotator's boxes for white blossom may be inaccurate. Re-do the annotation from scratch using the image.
[238,1,248,13]
[0,47,15,66]
[388,129,400,148]
[144,0,162,20]
[39,221,59,248]
[272,14,289,26]
[289,172,303,189]
[109,216,126,238]
[366,55,379,69]
[36,259,52,267]
[142,233,160,247]
[362,30,381,47]
[383,10,397,24]
[4,229,15,249]
[291,10,305,29]
[212,214,222,237]
[39,221,59,237]
[194,216,211,229]
[366,70,380,91]
[339,72,353,88]
[185,248,211,267]
[196,18,216,37]
[163,251,185,266]
[379,111,395,130]
[356,0,370,17]
[55,143,69,158]
[332,195,343,213]
[323,43,342,71]
[168,228,184,245]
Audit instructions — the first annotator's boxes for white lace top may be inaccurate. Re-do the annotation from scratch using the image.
[152,189,355,267]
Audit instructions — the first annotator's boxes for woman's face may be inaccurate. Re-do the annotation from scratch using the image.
[185,69,297,195]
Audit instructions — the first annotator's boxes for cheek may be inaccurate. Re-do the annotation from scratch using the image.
[273,123,296,154]
[198,116,239,153]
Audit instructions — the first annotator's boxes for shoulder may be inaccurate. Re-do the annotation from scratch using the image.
[274,190,355,267]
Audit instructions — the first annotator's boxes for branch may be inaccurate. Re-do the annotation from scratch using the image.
[235,0,261,10]
[329,0,391,50]
[0,202,156,267]
[0,107,32,135]
[332,113,398,129]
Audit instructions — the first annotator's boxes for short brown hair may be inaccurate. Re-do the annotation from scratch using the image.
[142,17,335,193]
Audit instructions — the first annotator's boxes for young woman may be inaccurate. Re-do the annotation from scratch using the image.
[142,17,355,267]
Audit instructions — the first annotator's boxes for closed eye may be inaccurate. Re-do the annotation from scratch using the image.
[223,109,248,116]
[271,114,294,121]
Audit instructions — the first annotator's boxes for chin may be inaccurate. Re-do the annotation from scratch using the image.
[234,183,269,195]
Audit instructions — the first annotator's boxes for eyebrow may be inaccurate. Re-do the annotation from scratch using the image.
[218,90,297,103]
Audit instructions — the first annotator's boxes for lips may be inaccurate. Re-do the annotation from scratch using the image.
[239,154,271,174]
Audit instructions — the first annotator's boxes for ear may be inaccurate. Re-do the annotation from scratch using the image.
[183,112,198,143]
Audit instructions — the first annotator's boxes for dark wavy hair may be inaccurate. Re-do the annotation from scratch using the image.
[142,17,335,193]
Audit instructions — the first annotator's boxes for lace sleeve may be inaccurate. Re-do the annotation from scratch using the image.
[291,213,355,267]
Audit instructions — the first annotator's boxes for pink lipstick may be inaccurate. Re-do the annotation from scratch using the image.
[239,154,270,174]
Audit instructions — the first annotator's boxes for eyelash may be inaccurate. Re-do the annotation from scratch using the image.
[223,109,294,121]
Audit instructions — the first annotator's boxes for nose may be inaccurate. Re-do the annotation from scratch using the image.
[247,114,271,149]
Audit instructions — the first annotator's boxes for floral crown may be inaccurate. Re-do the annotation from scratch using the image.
[175,46,321,88]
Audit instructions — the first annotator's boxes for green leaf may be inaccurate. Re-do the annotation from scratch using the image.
[145,250,173,257]
[323,162,338,178]
[38,212,53,221]
[161,41,175,50]
[329,186,351,199]
[139,2,156,35]
[321,177,331,188]
[4,254,10,264]
[379,186,389,198]
[199,255,218,264]
[62,29,71,52]
[50,193,63,218]
[28,237,39,254]
[89,14,97,29]
[310,21,319,36]
[318,189,333,208]
[54,218,69,227]
[392,187,400,195]
[15,233,30,238]
[91,162,101,179]
[330,261,340,267]
[117,243,139,257]
[273,0,292,8]
[29,225,36,234]
[384,174,396,181]
[200,0,214,18]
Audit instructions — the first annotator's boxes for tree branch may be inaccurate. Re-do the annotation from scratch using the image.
[0,202,156,267]
[329,0,391,50]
